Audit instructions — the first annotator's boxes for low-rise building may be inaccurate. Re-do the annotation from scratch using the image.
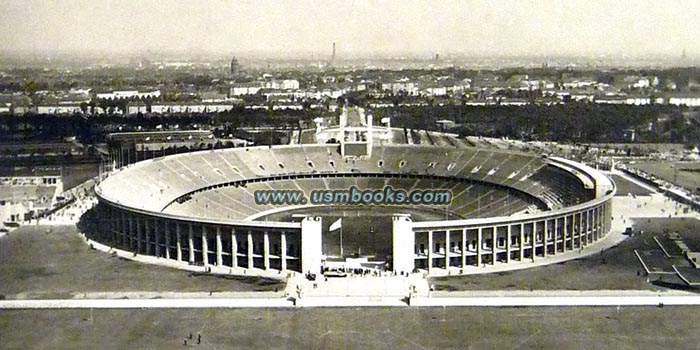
[0,167,63,225]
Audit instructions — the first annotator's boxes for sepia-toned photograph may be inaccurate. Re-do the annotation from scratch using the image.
[1,1,699,348]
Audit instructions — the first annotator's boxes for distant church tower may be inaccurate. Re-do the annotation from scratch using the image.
[230,56,240,76]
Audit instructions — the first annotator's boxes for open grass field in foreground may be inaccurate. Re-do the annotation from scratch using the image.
[0,225,283,299]
[1,306,699,350]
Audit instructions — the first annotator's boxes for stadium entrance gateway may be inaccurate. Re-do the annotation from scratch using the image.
[296,214,417,275]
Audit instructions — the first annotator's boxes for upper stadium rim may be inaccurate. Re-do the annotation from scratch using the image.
[94,140,615,277]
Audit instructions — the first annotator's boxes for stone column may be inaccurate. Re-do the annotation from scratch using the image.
[136,216,142,254]
[427,230,433,271]
[216,227,223,267]
[109,207,116,246]
[128,214,135,251]
[153,219,160,258]
[121,211,127,248]
[554,217,559,255]
[263,231,270,270]
[461,229,467,269]
[144,218,151,255]
[247,231,254,269]
[543,220,548,257]
[563,215,569,251]
[188,223,195,264]
[594,207,600,240]
[476,227,482,267]
[392,215,414,274]
[201,226,209,267]
[280,232,287,271]
[519,223,525,261]
[444,230,450,269]
[231,229,238,268]
[578,212,583,247]
[506,225,512,263]
[530,222,536,261]
[491,226,497,265]
[176,223,182,262]
[164,221,171,260]
[588,210,593,243]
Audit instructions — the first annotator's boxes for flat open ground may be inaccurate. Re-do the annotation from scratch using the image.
[610,174,655,196]
[629,160,700,193]
[1,306,699,350]
[0,225,283,299]
[430,217,700,291]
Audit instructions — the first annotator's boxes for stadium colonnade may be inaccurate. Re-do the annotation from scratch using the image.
[94,144,615,277]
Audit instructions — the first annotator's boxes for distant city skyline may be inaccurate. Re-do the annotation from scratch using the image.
[1,0,699,59]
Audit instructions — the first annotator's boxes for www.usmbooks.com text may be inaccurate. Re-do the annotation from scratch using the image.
[254,186,452,206]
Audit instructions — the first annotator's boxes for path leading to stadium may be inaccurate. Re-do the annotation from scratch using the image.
[2,289,700,309]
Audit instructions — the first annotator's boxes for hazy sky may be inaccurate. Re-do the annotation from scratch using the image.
[1,0,699,58]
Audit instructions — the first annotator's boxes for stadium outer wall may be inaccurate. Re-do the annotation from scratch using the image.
[93,153,615,278]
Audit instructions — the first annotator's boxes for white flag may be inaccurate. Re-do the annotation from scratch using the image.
[381,117,390,124]
[329,218,342,231]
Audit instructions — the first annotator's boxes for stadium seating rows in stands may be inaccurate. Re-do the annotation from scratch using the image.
[98,144,593,222]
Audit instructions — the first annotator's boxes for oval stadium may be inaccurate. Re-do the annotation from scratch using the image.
[94,107,615,277]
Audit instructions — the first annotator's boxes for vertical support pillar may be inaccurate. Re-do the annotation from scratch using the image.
[588,210,594,243]
[247,231,254,269]
[128,214,134,251]
[109,207,116,246]
[594,207,600,240]
[121,211,127,248]
[164,221,171,260]
[176,223,182,262]
[554,217,559,255]
[444,230,450,269]
[506,225,512,263]
[491,226,497,265]
[563,215,569,251]
[543,220,548,257]
[136,216,142,254]
[231,229,238,268]
[201,226,209,267]
[531,222,536,261]
[145,218,151,255]
[300,217,322,274]
[476,227,482,267]
[392,215,414,274]
[280,232,287,271]
[519,223,525,261]
[153,219,160,258]
[216,227,223,267]
[461,229,467,269]
[598,205,604,238]
[605,201,612,232]
[588,210,592,244]
[263,231,270,270]
[578,212,583,247]
[188,223,194,264]
[427,230,433,271]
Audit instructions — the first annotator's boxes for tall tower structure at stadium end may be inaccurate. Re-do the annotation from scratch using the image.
[339,106,373,158]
